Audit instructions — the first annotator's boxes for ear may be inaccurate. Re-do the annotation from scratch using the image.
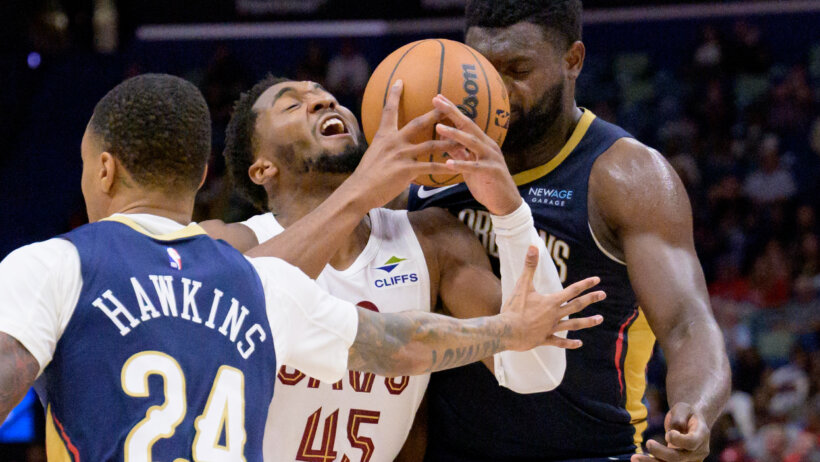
[565,41,585,81]
[198,163,209,190]
[99,151,117,194]
[248,158,279,186]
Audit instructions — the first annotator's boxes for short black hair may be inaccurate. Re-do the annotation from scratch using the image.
[224,75,291,211]
[465,0,583,50]
[89,73,211,192]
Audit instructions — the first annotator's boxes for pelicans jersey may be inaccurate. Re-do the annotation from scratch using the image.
[34,217,277,461]
[409,110,657,460]
[244,208,431,462]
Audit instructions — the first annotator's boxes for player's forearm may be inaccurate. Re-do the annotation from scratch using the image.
[0,333,39,422]
[348,307,514,377]
[662,315,731,426]
[492,201,566,392]
[246,180,372,278]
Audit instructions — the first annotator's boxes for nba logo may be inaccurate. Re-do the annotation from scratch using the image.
[167,247,182,270]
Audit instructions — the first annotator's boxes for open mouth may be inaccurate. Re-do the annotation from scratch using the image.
[319,116,349,137]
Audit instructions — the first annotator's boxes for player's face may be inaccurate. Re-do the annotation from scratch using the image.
[80,126,107,222]
[466,22,569,152]
[252,81,365,174]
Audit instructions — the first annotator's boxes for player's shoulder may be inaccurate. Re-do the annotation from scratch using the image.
[407,207,468,238]
[591,137,679,196]
[1,237,78,266]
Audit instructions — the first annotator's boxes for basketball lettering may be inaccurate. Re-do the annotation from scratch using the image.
[458,64,480,119]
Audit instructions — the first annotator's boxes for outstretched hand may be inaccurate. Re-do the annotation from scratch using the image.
[350,81,459,209]
[632,403,710,462]
[432,94,522,216]
[502,246,605,351]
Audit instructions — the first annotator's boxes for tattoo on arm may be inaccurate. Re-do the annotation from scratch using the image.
[0,333,39,422]
[348,307,511,376]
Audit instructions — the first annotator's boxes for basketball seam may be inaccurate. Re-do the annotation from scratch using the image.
[462,44,493,133]
[429,39,458,185]
[382,40,429,106]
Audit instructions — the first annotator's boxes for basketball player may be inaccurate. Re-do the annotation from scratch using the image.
[202,76,605,461]
[0,74,604,460]
[401,1,732,461]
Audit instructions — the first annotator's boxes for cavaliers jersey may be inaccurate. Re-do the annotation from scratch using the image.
[408,110,657,460]
[256,208,431,461]
[36,217,276,461]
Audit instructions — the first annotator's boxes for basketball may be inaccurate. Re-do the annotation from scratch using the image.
[361,39,510,186]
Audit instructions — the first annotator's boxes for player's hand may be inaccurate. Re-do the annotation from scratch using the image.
[631,403,710,462]
[349,80,459,209]
[501,246,605,351]
[431,94,522,216]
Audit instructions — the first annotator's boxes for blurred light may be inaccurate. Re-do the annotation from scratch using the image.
[27,52,41,69]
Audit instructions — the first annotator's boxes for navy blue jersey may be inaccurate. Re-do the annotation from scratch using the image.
[409,110,657,460]
[35,217,276,462]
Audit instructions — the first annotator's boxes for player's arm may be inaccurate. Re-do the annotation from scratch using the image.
[200,219,260,252]
[409,208,601,374]
[346,247,604,376]
[0,240,79,422]
[590,139,731,462]
[245,81,456,278]
[0,334,38,422]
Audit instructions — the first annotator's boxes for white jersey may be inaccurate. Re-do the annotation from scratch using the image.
[244,208,432,462]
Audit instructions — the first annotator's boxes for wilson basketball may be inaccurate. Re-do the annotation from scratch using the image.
[361,39,510,186]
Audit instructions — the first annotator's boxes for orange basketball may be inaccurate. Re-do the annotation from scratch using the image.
[361,39,510,186]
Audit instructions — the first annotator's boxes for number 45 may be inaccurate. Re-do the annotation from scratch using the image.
[121,351,246,462]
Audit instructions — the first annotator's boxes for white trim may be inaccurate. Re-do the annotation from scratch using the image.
[136,17,465,41]
[588,222,627,266]
[585,0,820,24]
[135,1,820,42]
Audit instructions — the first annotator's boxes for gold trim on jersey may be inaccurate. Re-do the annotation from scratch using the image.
[102,216,207,241]
[624,308,656,451]
[512,109,597,186]
[45,405,76,462]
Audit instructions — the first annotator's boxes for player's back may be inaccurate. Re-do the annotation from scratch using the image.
[36,217,276,461]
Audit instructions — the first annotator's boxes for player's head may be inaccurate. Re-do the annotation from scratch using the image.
[224,76,366,211]
[465,0,584,153]
[83,74,211,222]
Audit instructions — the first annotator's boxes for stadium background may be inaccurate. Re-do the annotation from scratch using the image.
[0,0,818,460]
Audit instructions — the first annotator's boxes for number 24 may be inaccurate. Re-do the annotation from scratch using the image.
[121,351,246,462]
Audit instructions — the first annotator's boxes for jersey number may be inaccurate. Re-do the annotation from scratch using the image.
[121,351,246,462]
[296,407,380,462]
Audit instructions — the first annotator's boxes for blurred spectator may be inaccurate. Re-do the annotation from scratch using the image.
[726,21,771,74]
[326,38,370,110]
[693,26,724,73]
[294,40,329,86]
[743,135,797,205]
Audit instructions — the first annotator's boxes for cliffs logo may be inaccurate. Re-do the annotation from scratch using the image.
[528,187,574,207]
[374,256,418,288]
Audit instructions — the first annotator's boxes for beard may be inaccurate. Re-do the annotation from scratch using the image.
[302,132,368,174]
[503,81,564,153]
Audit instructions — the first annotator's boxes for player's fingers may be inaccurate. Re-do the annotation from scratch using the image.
[646,439,689,462]
[447,147,472,161]
[512,246,539,296]
[432,94,481,132]
[443,159,485,173]
[542,335,583,349]
[666,403,694,433]
[559,291,606,318]
[408,161,458,177]
[631,455,655,462]
[557,277,601,304]
[436,124,498,159]
[555,315,604,333]
[399,107,445,138]
[379,80,403,131]
[665,430,701,452]
[400,139,462,159]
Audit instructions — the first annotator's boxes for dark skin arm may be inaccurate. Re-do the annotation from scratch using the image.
[346,247,605,377]
[589,139,731,462]
[0,333,39,423]
[200,220,260,253]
